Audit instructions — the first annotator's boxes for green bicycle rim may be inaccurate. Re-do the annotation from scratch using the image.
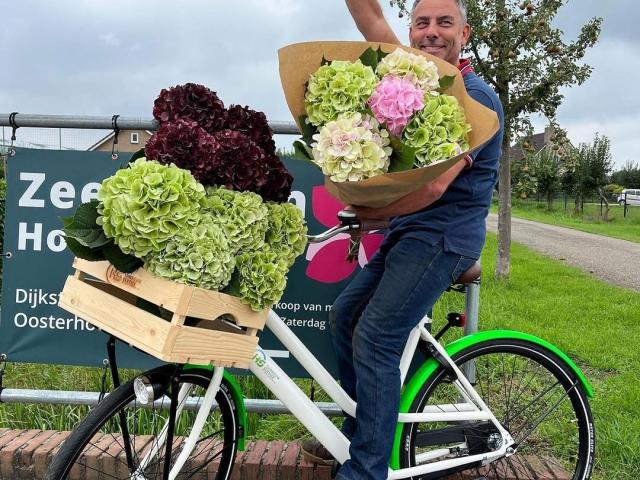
[390,329,593,469]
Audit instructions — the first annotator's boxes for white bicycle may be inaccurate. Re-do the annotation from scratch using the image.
[46,213,595,480]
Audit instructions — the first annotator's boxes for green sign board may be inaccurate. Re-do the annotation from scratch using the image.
[0,149,384,377]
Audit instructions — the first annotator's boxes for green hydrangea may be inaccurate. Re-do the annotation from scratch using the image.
[144,218,235,291]
[305,60,378,127]
[402,94,471,167]
[200,187,269,255]
[312,113,391,182]
[265,202,308,267]
[377,48,440,93]
[97,159,204,257]
[233,249,288,311]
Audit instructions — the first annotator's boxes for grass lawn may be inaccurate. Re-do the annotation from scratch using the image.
[2,234,639,479]
[491,198,640,243]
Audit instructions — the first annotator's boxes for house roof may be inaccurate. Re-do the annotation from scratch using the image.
[508,131,546,162]
[87,130,154,151]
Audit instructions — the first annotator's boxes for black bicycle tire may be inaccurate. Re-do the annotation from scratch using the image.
[45,364,239,480]
[398,338,595,480]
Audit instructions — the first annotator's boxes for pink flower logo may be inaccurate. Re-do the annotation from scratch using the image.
[305,186,384,283]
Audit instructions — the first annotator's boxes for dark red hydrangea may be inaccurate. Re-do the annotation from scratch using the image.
[152,83,227,133]
[145,119,221,183]
[224,105,276,155]
[257,154,293,203]
[203,130,269,193]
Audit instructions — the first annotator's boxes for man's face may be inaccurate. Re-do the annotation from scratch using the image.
[409,0,471,66]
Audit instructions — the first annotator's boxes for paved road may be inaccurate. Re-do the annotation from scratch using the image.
[486,213,640,292]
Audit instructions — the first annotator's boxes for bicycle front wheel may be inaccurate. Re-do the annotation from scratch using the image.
[399,338,595,480]
[45,364,239,480]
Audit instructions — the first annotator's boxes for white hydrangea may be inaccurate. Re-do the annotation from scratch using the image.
[377,48,440,94]
[311,113,392,182]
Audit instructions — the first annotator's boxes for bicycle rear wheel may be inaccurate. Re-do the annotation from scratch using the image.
[399,339,595,480]
[45,364,239,480]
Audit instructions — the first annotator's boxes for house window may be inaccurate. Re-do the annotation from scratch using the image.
[131,132,139,144]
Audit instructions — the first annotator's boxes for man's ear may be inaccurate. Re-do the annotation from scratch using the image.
[462,23,471,46]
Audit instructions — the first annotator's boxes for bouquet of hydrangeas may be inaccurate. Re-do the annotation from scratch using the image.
[279,41,500,207]
[62,84,307,312]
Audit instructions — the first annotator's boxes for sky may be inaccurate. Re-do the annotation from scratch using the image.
[1,0,637,169]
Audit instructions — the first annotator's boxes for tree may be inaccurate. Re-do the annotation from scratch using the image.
[511,154,537,199]
[611,160,640,188]
[533,147,564,209]
[561,134,613,218]
[390,0,601,278]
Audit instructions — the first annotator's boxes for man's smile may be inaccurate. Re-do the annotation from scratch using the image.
[419,44,446,54]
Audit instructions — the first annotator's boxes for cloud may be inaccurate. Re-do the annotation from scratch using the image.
[0,1,636,168]
[99,33,121,47]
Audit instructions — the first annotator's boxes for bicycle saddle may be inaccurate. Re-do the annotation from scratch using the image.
[454,262,481,285]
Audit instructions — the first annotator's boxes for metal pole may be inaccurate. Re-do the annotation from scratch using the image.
[0,388,344,416]
[0,113,300,135]
[462,272,481,384]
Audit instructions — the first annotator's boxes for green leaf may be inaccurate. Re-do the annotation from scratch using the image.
[224,273,242,298]
[62,200,111,248]
[376,46,390,63]
[63,227,111,248]
[60,215,75,229]
[63,236,106,261]
[129,147,146,164]
[298,115,317,146]
[102,242,143,273]
[292,140,317,165]
[65,200,100,228]
[438,75,456,93]
[388,137,417,173]
[359,47,380,70]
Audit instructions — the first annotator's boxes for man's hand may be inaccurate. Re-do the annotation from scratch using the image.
[351,159,467,219]
[346,0,401,44]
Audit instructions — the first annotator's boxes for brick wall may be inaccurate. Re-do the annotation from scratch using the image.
[0,429,570,479]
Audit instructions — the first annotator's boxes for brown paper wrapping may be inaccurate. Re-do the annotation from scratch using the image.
[278,41,500,208]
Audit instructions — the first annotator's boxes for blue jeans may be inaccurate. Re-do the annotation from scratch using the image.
[330,236,475,480]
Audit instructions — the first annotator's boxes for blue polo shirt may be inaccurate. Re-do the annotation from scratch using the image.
[382,61,504,260]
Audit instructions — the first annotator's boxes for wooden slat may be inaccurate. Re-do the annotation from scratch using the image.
[171,326,258,368]
[188,288,268,330]
[62,259,264,367]
[59,276,171,354]
[72,258,189,314]
[83,279,138,305]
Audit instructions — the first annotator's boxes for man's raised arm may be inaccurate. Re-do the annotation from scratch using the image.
[345,0,401,44]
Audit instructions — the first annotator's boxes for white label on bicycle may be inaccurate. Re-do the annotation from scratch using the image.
[253,348,280,382]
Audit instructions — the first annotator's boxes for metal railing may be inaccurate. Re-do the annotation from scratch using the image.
[0,388,343,416]
[0,113,300,135]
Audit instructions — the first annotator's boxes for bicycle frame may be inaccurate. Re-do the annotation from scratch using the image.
[248,310,516,479]
[133,307,516,479]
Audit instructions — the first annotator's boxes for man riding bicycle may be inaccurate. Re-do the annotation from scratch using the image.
[302,1,505,479]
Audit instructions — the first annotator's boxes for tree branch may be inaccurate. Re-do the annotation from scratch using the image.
[469,42,500,89]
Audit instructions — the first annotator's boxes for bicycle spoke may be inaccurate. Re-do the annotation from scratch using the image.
[404,344,590,480]
[47,367,237,480]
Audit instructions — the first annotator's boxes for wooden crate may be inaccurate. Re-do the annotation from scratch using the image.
[58,258,268,368]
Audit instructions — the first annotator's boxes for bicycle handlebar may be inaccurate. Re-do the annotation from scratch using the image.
[306,210,390,244]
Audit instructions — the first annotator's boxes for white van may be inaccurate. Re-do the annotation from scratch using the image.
[617,189,640,206]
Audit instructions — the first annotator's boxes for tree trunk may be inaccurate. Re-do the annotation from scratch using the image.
[574,195,581,214]
[597,188,610,221]
[496,132,512,279]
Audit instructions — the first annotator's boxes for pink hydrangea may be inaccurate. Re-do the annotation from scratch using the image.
[367,75,424,136]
